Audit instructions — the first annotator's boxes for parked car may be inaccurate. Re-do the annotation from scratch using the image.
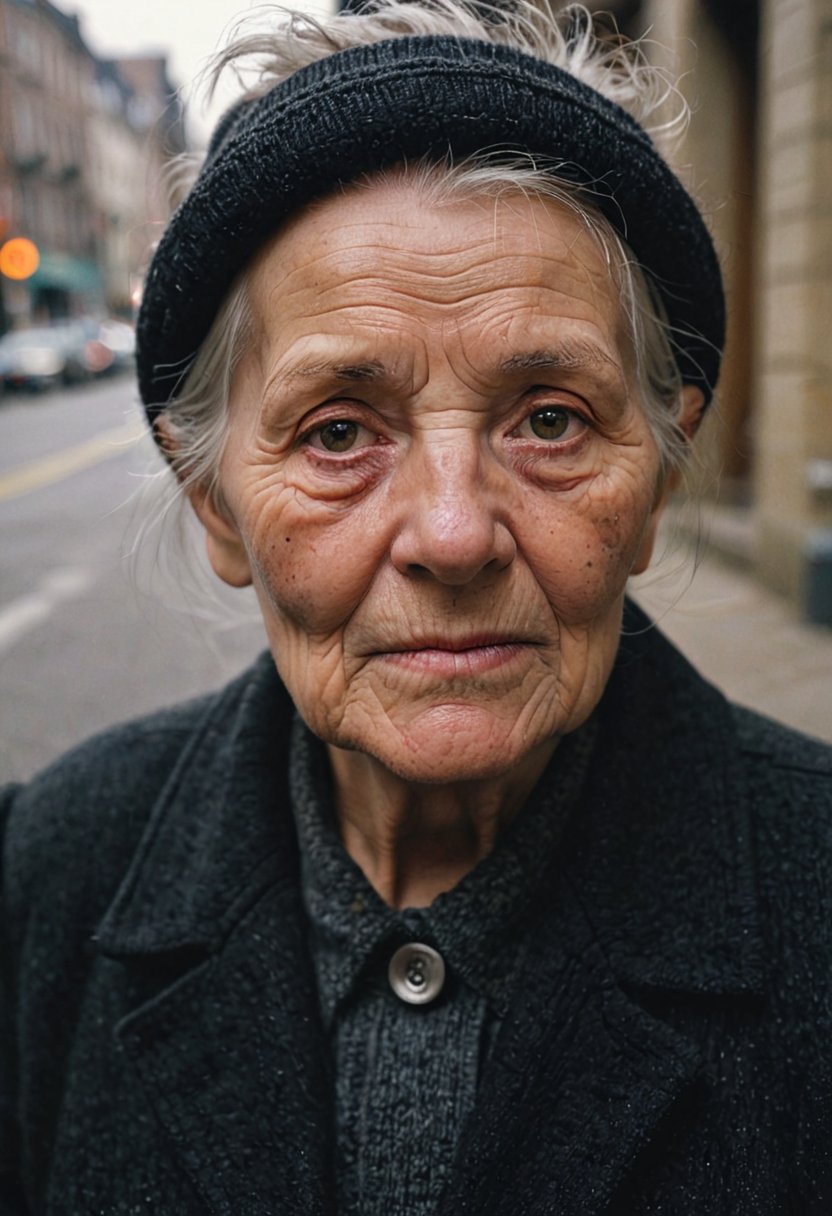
[95,319,136,372]
[0,323,89,391]
[0,327,68,391]
[0,319,134,392]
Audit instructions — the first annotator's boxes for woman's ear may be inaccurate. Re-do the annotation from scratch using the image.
[188,486,253,588]
[677,384,706,440]
[155,415,252,589]
[631,384,706,576]
[631,498,665,576]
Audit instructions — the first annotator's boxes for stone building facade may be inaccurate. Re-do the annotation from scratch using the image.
[582,0,832,620]
[753,0,832,613]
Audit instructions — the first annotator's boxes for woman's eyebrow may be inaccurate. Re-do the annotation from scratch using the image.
[282,359,388,384]
[281,345,622,384]
[497,344,622,377]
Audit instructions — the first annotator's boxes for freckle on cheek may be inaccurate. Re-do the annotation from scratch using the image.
[597,514,624,554]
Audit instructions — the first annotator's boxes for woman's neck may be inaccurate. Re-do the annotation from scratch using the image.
[326,739,557,909]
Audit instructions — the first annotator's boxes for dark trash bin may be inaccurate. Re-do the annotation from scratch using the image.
[804,529,832,627]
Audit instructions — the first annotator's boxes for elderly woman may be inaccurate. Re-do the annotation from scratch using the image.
[2,2,831,1212]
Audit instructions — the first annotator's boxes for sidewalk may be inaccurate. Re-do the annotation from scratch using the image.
[630,531,832,745]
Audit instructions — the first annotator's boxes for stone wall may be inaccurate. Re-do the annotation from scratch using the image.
[754,0,832,605]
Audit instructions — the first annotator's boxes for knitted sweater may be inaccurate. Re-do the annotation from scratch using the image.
[288,715,595,1214]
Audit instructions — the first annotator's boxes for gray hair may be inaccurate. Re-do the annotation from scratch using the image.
[159,1,696,508]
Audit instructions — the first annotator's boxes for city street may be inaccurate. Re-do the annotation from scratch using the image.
[0,377,266,784]
[1,377,831,787]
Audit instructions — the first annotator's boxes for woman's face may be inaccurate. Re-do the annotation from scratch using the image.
[197,180,669,784]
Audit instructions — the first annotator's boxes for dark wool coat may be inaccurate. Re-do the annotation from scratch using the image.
[2,607,832,1215]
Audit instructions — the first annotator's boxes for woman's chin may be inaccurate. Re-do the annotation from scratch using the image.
[335,703,561,787]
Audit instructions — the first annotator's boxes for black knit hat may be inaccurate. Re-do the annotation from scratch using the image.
[137,35,725,419]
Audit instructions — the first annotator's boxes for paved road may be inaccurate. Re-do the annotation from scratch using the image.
[2,379,830,785]
[0,378,265,784]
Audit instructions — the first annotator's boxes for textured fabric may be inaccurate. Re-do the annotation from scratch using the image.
[136,36,725,417]
[288,714,595,1214]
[2,604,832,1214]
[335,970,483,1216]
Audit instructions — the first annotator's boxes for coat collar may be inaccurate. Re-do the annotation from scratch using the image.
[94,651,297,958]
[571,601,765,996]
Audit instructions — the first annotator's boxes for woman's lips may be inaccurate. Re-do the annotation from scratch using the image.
[372,639,534,677]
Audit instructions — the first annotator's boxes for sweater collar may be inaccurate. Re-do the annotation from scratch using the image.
[288,713,597,1027]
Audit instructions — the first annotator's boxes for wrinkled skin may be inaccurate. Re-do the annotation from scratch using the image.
[189,179,701,904]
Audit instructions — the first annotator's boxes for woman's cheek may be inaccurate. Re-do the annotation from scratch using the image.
[525,482,655,620]
[242,494,382,637]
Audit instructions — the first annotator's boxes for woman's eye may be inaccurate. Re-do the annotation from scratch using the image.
[305,418,373,453]
[518,406,584,443]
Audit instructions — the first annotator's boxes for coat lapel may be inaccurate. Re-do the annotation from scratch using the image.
[568,604,765,997]
[441,877,702,1216]
[115,881,334,1216]
[94,656,336,1215]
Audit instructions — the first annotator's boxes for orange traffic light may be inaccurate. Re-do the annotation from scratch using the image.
[0,237,40,281]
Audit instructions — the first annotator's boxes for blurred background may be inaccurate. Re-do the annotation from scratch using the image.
[1,0,830,782]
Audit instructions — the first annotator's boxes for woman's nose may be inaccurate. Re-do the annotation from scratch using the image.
[389,438,516,585]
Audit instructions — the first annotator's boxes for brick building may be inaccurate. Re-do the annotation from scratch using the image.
[0,0,99,326]
[108,54,187,269]
[88,54,186,317]
[0,0,186,329]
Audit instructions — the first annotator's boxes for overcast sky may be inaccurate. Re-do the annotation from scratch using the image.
[67,0,333,145]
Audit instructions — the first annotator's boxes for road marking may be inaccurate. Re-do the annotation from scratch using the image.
[0,566,94,653]
[0,421,145,503]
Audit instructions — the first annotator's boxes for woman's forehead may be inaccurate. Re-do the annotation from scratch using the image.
[251,178,613,284]
[245,180,630,372]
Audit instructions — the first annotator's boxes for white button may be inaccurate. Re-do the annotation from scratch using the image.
[388,942,445,1005]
